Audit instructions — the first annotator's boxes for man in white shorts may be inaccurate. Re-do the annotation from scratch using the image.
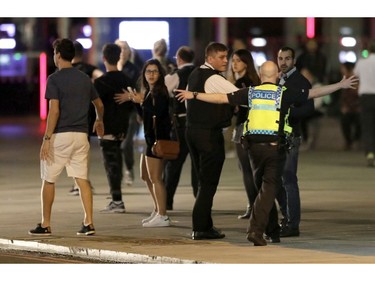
[28,38,104,236]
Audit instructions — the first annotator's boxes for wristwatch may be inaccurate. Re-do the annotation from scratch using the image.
[43,135,51,141]
[193,91,198,99]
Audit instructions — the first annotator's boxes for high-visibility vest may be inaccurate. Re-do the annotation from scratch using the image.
[243,84,292,136]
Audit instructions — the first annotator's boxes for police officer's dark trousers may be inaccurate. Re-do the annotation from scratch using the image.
[247,142,286,236]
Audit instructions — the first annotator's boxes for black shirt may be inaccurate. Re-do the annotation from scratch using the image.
[94,71,134,137]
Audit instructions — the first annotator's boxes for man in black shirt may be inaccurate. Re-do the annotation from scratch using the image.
[185,42,238,240]
[163,46,197,210]
[94,43,134,213]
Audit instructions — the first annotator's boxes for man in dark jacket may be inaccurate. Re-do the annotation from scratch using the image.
[163,46,197,210]
[276,46,314,238]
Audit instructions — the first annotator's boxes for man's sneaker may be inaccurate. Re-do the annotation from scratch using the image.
[100,201,126,213]
[28,223,51,236]
[142,214,170,227]
[68,186,79,196]
[77,223,95,236]
[69,181,95,196]
[141,210,157,224]
[125,169,134,186]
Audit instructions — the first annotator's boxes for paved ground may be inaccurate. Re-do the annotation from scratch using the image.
[0,116,374,277]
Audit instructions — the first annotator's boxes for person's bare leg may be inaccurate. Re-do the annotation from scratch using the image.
[146,156,167,216]
[75,177,93,226]
[41,180,55,228]
[140,154,157,211]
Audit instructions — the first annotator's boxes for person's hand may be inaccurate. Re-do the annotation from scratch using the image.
[93,120,104,137]
[40,140,51,162]
[174,89,194,102]
[114,88,132,104]
[340,75,359,89]
[128,88,144,104]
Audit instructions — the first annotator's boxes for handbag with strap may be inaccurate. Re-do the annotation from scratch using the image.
[151,96,180,160]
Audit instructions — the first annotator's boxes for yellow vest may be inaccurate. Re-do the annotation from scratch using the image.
[243,84,291,136]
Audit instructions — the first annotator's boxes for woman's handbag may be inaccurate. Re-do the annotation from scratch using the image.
[152,139,180,160]
[151,114,180,160]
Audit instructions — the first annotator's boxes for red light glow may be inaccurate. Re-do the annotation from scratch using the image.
[39,52,47,120]
[306,17,315,39]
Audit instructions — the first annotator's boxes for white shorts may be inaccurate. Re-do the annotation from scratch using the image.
[40,132,90,183]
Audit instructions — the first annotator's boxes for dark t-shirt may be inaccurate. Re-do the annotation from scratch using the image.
[227,82,309,142]
[72,61,101,135]
[45,67,99,134]
[94,71,134,137]
[72,62,98,78]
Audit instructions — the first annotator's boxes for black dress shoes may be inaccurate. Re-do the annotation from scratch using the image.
[280,226,300,237]
[192,227,225,240]
[246,232,267,246]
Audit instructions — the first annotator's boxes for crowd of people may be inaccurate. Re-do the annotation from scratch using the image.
[28,36,362,246]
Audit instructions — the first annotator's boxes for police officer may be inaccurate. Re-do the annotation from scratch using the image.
[185,42,238,240]
[175,60,358,245]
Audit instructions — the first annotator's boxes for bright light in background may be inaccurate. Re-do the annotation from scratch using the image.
[362,49,369,58]
[39,52,47,120]
[252,51,267,68]
[340,26,353,36]
[0,23,16,37]
[76,38,92,49]
[0,54,10,64]
[119,21,169,49]
[251,37,267,47]
[340,37,357,47]
[82,25,92,37]
[0,38,16,49]
[0,53,27,76]
[339,51,357,63]
[306,17,315,39]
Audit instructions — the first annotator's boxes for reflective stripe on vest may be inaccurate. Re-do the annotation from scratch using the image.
[243,84,285,136]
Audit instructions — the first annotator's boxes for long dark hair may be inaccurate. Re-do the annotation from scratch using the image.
[141,59,167,95]
[232,49,261,86]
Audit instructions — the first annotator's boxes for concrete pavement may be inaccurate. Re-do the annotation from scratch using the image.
[1,116,375,267]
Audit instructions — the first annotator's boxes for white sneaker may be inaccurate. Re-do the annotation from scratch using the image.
[125,169,134,186]
[142,214,170,227]
[141,210,157,224]
[100,201,126,213]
